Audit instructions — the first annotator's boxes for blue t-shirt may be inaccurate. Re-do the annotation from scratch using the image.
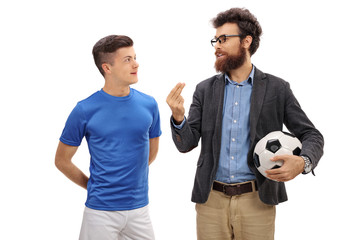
[60,88,162,211]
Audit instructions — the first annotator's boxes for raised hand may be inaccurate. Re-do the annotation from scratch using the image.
[166,83,186,124]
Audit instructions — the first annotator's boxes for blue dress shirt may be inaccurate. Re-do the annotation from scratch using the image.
[215,66,256,183]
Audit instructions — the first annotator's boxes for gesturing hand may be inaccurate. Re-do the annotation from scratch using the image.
[166,83,186,124]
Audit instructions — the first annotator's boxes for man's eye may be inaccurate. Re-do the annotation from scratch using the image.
[219,36,226,43]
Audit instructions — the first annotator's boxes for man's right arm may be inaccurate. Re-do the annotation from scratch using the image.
[166,82,186,124]
[55,141,88,190]
[167,83,202,153]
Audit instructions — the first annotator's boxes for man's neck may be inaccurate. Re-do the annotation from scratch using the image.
[102,79,131,97]
[228,61,253,83]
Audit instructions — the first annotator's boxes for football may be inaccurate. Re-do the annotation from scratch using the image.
[253,131,302,179]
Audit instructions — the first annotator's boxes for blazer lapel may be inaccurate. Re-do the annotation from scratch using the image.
[212,74,226,161]
[250,67,267,145]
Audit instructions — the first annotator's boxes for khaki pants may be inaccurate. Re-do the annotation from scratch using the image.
[196,182,275,240]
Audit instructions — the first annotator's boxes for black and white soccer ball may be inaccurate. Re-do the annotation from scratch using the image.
[253,131,302,178]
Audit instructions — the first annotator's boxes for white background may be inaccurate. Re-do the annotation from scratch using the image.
[1,0,359,239]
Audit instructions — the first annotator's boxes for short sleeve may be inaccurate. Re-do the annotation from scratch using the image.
[149,99,162,139]
[60,103,87,146]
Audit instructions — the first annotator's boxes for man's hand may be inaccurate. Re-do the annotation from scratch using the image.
[265,155,305,182]
[166,83,186,124]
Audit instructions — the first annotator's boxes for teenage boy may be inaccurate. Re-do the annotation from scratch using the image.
[55,35,161,240]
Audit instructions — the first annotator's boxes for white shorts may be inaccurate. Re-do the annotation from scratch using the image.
[79,205,155,240]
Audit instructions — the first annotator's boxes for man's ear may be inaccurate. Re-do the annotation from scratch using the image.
[242,35,253,50]
[102,63,111,75]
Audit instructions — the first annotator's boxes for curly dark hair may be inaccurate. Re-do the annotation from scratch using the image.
[211,8,262,56]
[92,35,133,76]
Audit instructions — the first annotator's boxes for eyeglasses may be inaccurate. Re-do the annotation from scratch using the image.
[210,34,242,47]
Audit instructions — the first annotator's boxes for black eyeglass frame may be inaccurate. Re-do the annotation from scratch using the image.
[210,34,244,47]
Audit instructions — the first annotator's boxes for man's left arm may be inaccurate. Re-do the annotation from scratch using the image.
[149,137,160,165]
[266,82,324,182]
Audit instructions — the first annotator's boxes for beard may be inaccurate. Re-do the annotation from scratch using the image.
[214,46,247,73]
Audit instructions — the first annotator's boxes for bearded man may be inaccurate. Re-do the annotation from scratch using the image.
[166,8,324,240]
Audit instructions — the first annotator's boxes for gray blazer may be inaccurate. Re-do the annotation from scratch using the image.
[170,67,324,205]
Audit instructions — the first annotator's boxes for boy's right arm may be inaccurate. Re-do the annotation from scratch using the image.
[55,141,88,190]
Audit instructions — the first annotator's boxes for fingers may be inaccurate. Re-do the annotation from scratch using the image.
[166,82,186,110]
[176,95,184,105]
[167,83,185,101]
[265,168,289,182]
[265,155,303,182]
[167,83,186,123]
[270,155,290,162]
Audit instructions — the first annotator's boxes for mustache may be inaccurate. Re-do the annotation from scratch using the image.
[215,50,227,56]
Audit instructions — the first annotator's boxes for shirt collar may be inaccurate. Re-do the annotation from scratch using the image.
[225,65,255,86]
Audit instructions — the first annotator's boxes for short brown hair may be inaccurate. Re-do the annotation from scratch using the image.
[212,8,262,56]
[92,35,133,76]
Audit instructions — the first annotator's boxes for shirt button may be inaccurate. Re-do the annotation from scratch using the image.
[231,175,234,179]
[233,120,237,123]
[236,86,240,88]
[231,156,234,160]
[232,138,235,142]
[235,102,238,105]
